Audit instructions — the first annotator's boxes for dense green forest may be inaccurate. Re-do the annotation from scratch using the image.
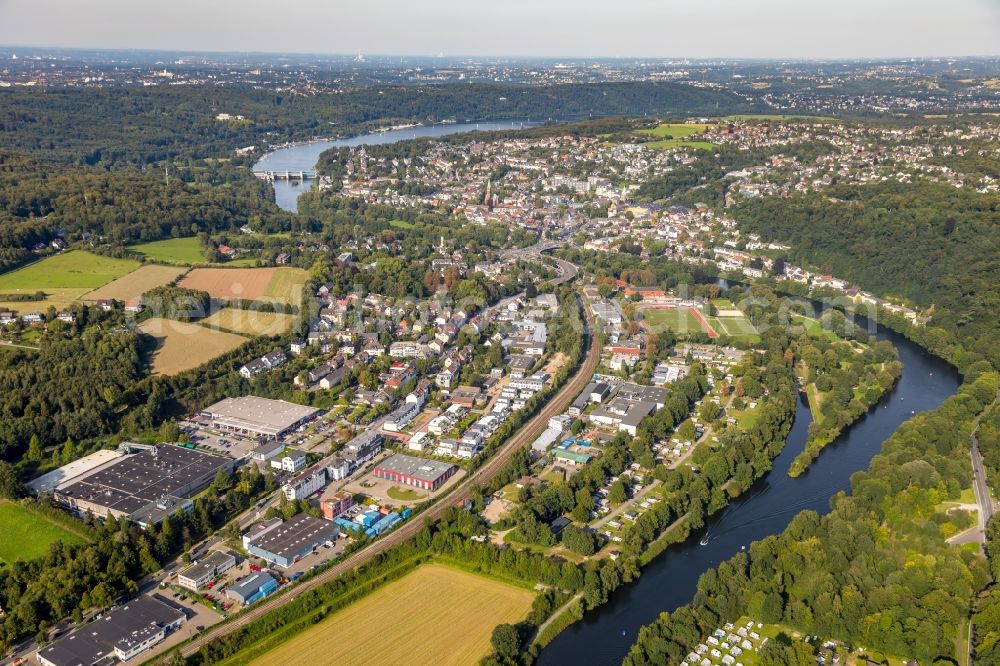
[625,371,999,665]
[734,181,1000,369]
[0,84,746,166]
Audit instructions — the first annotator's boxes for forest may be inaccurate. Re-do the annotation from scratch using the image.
[0,84,746,167]
[734,180,1000,370]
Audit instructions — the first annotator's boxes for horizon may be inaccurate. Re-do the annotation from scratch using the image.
[1,0,998,60]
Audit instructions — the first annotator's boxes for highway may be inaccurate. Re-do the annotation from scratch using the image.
[179,289,600,659]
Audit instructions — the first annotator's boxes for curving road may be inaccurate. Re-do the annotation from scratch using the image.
[179,293,599,660]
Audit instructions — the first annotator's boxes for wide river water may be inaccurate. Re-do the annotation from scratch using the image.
[538,309,959,665]
[253,121,537,212]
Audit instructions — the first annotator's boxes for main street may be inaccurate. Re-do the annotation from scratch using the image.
[179,287,600,659]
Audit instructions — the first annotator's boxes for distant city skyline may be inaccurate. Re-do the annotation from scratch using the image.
[0,0,998,59]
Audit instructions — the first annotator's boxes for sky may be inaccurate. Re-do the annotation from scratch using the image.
[0,0,998,59]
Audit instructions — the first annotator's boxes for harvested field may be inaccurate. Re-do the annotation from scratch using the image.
[249,564,534,666]
[178,267,306,305]
[201,307,296,337]
[81,265,188,302]
[138,317,247,375]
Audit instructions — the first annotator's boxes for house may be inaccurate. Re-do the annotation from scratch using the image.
[321,490,355,521]
[56,311,76,323]
[408,431,431,452]
[262,349,287,369]
[282,467,327,501]
[270,452,307,473]
[382,401,421,432]
[240,359,268,379]
[289,338,307,355]
[251,441,285,463]
[436,368,457,389]
[124,299,143,314]
[275,253,291,265]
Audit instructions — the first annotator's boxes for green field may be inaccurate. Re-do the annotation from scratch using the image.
[389,219,415,230]
[129,237,206,265]
[636,123,714,151]
[0,251,138,290]
[0,501,89,565]
[0,251,140,311]
[642,307,711,336]
[249,564,534,666]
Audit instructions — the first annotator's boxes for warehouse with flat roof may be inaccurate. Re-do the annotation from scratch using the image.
[36,596,185,666]
[54,444,235,526]
[243,514,339,568]
[201,396,322,440]
[372,454,458,491]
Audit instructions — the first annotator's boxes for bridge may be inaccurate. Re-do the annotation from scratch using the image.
[252,170,316,181]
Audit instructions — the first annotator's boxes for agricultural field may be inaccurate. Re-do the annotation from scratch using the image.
[178,267,306,305]
[250,564,534,666]
[0,501,88,565]
[129,237,207,265]
[641,306,717,338]
[636,123,714,150]
[138,317,247,375]
[0,251,139,312]
[81,264,189,303]
[200,307,296,337]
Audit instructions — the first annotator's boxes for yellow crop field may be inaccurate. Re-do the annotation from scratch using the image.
[138,318,247,375]
[250,564,534,666]
[200,307,296,336]
[81,265,189,303]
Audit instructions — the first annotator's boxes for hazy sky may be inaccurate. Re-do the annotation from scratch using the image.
[0,0,997,59]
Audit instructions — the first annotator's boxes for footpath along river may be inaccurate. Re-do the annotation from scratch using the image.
[253,121,537,212]
[538,311,959,665]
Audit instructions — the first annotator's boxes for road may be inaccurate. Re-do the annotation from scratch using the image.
[952,390,1000,547]
[179,293,600,659]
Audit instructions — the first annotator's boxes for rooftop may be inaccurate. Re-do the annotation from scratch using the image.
[202,396,321,437]
[375,453,457,482]
[245,514,339,561]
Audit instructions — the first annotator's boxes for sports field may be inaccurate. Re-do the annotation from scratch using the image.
[0,501,88,565]
[178,267,306,304]
[250,564,534,666]
[642,306,717,338]
[200,307,296,336]
[0,251,140,312]
[636,123,714,150]
[81,264,189,303]
[129,237,206,265]
[139,317,247,375]
[706,299,759,341]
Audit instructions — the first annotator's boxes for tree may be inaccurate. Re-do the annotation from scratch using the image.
[60,439,75,465]
[609,479,628,506]
[491,623,521,659]
[26,434,43,462]
[0,461,23,498]
[562,525,598,555]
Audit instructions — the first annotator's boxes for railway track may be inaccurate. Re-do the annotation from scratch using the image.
[180,296,599,660]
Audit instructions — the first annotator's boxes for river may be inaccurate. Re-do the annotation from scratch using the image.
[538,308,960,665]
[253,121,537,212]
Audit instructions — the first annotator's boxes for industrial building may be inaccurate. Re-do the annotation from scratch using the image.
[226,571,279,605]
[201,396,321,440]
[372,454,458,491]
[243,514,339,568]
[177,550,236,592]
[36,596,185,666]
[53,444,235,526]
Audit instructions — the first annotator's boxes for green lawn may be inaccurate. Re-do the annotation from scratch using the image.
[389,219,415,230]
[0,502,89,565]
[0,250,139,291]
[129,237,206,265]
[636,123,714,151]
[387,486,425,501]
[642,307,708,336]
